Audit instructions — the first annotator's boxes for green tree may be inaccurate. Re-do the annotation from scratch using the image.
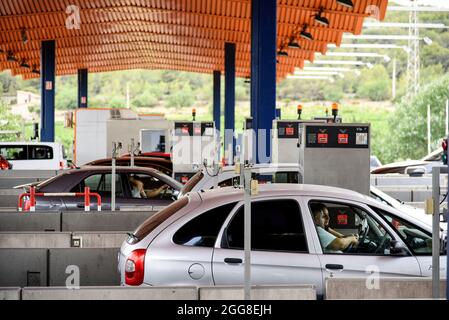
[387,75,449,162]
[356,65,391,101]
[0,101,23,141]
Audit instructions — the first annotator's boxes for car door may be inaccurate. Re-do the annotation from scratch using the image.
[65,173,125,211]
[144,202,236,286]
[300,196,422,289]
[123,172,174,210]
[212,197,324,295]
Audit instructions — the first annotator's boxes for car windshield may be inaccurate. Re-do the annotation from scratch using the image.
[35,171,71,189]
[421,148,443,161]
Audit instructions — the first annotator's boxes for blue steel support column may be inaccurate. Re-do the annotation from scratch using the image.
[78,69,88,108]
[224,42,236,164]
[213,70,221,132]
[250,0,277,163]
[213,70,221,160]
[40,40,56,142]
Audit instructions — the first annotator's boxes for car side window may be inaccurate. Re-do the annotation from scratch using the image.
[173,202,237,247]
[309,200,394,255]
[272,172,299,184]
[127,173,173,199]
[218,177,240,188]
[72,173,124,197]
[370,207,434,255]
[0,145,27,160]
[29,146,53,160]
[223,199,308,253]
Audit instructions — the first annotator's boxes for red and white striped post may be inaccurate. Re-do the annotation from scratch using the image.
[29,186,36,212]
[84,187,90,212]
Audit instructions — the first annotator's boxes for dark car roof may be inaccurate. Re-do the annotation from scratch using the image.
[37,166,182,192]
[85,156,172,175]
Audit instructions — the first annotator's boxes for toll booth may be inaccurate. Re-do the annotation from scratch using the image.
[272,119,326,164]
[140,129,166,153]
[298,122,370,195]
[75,108,171,165]
[171,121,217,184]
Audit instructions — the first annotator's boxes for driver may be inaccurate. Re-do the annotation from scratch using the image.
[311,203,359,253]
[129,175,168,199]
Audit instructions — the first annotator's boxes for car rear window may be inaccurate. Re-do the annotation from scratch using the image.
[132,197,189,242]
[181,171,204,194]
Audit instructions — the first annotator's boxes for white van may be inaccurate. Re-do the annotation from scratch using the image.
[0,142,68,170]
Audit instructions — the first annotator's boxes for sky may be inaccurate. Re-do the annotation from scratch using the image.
[391,0,449,8]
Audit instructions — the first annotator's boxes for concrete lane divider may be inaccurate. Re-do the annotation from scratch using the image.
[0,287,21,300]
[199,285,317,300]
[71,232,127,248]
[22,286,198,300]
[61,211,155,232]
[0,232,71,248]
[0,248,48,287]
[0,211,61,232]
[325,277,447,299]
[48,248,120,286]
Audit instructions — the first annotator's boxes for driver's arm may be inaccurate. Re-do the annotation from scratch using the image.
[327,227,345,238]
[327,235,359,251]
[144,184,167,198]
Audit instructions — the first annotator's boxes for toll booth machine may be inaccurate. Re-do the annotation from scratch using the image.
[171,119,217,184]
[272,119,326,164]
[271,104,370,195]
[298,122,370,195]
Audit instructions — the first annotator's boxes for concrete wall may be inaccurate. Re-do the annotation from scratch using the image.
[199,285,316,300]
[22,286,198,300]
[325,277,447,299]
[48,248,120,286]
[61,211,154,231]
[71,232,127,248]
[0,212,61,231]
[0,211,153,232]
[0,249,48,287]
[0,189,23,208]
[0,171,57,208]
[0,231,127,248]
[0,287,21,300]
[0,232,71,248]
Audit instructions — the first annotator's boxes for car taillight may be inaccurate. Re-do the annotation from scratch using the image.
[0,160,8,170]
[59,161,64,169]
[125,249,146,286]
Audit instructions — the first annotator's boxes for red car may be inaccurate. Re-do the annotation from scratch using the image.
[0,155,12,170]
[85,156,172,176]
[122,152,171,161]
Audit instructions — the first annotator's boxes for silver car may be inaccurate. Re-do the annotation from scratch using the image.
[118,184,447,296]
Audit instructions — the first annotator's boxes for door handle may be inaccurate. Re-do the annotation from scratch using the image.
[224,258,243,264]
[325,264,344,271]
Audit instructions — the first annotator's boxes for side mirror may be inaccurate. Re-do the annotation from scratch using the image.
[405,166,425,177]
[390,240,409,256]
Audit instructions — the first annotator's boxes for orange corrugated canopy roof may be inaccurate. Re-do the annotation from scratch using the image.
[0,0,389,80]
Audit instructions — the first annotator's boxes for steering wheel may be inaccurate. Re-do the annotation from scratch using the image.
[373,235,390,254]
[358,217,370,245]
[159,185,169,199]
